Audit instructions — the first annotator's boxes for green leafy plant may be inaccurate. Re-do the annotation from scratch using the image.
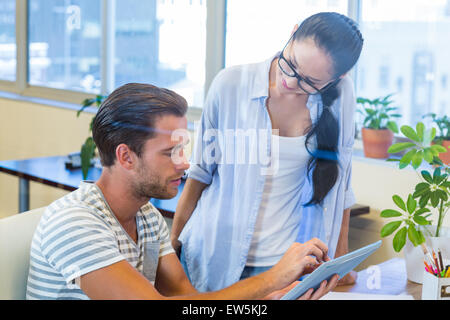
[423,113,450,145]
[380,122,450,252]
[356,93,401,133]
[77,95,107,179]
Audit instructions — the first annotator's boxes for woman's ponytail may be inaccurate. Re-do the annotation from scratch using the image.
[294,12,363,205]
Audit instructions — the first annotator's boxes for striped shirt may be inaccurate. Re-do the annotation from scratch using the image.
[26,181,174,300]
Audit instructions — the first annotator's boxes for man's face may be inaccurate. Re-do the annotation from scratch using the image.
[131,115,190,200]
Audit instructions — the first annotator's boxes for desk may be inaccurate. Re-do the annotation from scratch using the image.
[0,155,370,218]
[335,258,422,300]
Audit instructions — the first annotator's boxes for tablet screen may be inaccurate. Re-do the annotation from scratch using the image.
[281,240,382,300]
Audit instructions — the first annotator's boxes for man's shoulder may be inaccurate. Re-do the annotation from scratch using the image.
[42,183,109,227]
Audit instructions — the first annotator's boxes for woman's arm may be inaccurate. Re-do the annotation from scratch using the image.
[170,178,208,255]
[334,208,357,285]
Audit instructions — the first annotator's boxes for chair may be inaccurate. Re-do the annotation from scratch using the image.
[0,207,45,300]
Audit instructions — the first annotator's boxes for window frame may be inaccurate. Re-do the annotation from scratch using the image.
[0,0,359,119]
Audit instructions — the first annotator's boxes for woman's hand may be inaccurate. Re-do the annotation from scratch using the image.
[265,275,339,300]
[337,270,357,286]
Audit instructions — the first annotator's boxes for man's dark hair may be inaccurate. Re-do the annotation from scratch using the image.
[92,83,188,167]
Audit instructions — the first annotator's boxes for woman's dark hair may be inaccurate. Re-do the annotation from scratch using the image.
[92,83,188,167]
[293,12,364,206]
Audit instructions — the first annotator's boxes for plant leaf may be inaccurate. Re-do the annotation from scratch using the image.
[415,182,430,192]
[408,225,421,247]
[387,121,399,134]
[419,193,431,208]
[413,186,430,198]
[414,207,431,216]
[430,192,440,207]
[413,215,430,226]
[432,167,441,183]
[380,209,403,218]
[423,148,434,164]
[388,143,416,154]
[430,144,447,154]
[393,227,407,252]
[421,171,433,184]
[400,149,417,165]
[406,194,417,214]
[393,195,407,211]
[401,126,421,142]
[436,189,448,202]
[81,137,96,180]
[381,221,402,237]
[411,151,423,169]
[416,122,425,142]
[417,230,426,245]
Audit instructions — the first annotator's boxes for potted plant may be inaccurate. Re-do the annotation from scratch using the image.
[357,93,402,159]
[77,95,106,179]
[380,122,450,283]
[423,113,450,165]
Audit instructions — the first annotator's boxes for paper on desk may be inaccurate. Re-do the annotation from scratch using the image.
[320,292,414,300]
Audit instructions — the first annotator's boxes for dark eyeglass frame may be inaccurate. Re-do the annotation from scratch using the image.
[278,36,340,95]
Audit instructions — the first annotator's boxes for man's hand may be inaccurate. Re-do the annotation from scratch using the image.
[266,238,330,290]
[265,275,339,300]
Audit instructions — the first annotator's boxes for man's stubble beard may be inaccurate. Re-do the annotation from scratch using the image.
[132,163,172,200]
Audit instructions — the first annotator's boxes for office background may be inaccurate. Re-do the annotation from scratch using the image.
[0,0,449,269]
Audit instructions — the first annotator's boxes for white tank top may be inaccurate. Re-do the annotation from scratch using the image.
[246,134,311,267]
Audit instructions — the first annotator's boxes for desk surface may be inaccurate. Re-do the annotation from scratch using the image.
[335,258,422,300]
[0,155,101,191]
[0,155,370,217]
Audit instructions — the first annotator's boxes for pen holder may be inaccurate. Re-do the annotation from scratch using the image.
[422,271,450,300]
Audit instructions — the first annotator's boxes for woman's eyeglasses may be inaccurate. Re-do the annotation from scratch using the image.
[278,38,339,95]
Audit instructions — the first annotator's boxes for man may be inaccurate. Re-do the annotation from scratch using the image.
[26,83,338,300]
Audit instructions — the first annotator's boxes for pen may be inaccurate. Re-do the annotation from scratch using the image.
[432,249,441,274]
[425,266,432,275]
[421,244,437,270]
[424,261,432,274]
[438,249,444,272]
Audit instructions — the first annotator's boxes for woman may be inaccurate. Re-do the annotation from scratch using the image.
[171,12,364,292]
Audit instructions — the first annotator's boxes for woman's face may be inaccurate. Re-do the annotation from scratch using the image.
[276,37,336,96]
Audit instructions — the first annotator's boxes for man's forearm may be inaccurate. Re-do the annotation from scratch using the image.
[172,270,279,300]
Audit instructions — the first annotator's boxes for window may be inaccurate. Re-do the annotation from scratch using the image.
[3,1,446,122]
[0,0,16,81]
[114,0,206,107]
[225,0,348,67]
[28,0,102,93]
[378,65,390,89]
[442,74,448,89]
[22,0,206,105]
[357,0,450,127]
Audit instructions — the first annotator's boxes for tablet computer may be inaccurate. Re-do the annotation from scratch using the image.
[281,240,382,300]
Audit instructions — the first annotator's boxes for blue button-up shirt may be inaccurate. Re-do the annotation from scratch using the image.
[179,55,356,292]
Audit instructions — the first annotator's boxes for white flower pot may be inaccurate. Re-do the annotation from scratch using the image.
[404,226,450,284]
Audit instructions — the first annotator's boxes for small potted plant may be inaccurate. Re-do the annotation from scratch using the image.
[77,95,106,179]
[423,113,450,165]
[357,93,401,159]
[380,122,450,283]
